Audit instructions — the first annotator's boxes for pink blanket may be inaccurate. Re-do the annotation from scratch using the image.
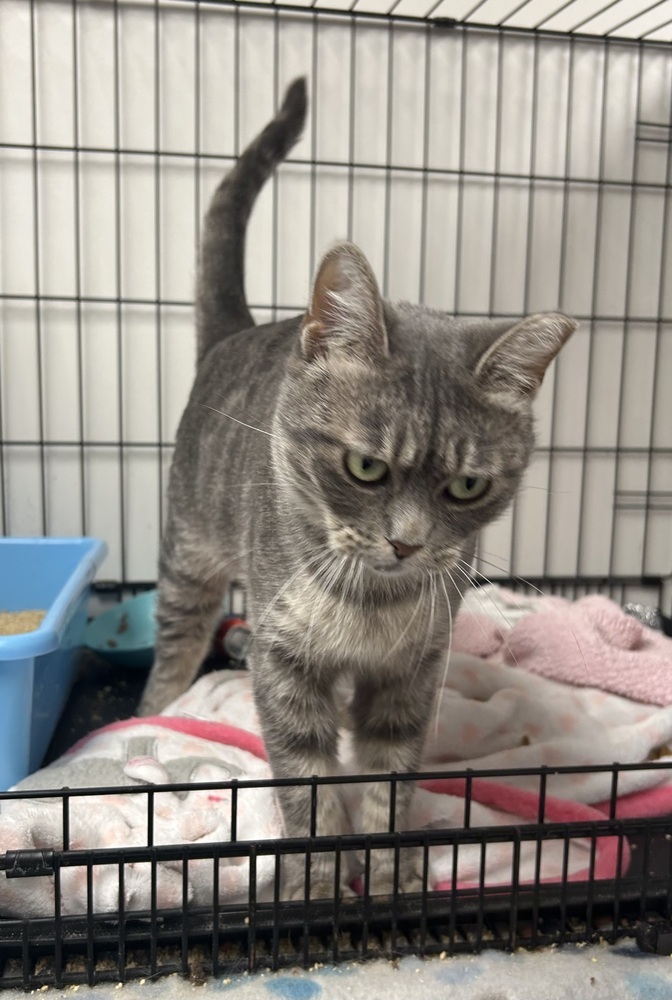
[454,587,672,706]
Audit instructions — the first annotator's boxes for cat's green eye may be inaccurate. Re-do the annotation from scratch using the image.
[345,451,389,484]
[445,476,490,503]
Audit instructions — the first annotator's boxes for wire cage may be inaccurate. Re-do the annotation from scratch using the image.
[1,0,672,989]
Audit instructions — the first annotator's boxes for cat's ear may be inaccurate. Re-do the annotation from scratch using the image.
[300,242,388,363]
[473,313,577,403]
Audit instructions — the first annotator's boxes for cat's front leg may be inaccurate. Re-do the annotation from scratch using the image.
[350,666,438,896]
[252,654,352,900]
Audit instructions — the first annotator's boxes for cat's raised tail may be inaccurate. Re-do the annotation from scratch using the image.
[196,77,308,364]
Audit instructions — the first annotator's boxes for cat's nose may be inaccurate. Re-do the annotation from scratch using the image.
[388,539,423,560]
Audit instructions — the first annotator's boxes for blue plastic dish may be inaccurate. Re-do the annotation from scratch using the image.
[85,590,157,671]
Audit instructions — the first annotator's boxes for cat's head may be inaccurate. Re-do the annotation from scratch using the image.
[274,241,576,582]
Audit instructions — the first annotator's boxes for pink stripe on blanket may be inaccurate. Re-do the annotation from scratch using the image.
[419,777,627,889]
[596,783,672,819]
[66,716,268,762]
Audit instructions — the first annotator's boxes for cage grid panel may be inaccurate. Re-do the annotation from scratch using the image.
[1,0,671,588]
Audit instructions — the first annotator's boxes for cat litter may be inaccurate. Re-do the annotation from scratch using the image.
[0,611,46,636]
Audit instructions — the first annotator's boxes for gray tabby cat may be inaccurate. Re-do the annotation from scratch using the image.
[139,77,576,896]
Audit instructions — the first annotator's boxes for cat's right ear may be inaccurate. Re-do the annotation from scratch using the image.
[300,242,388,364]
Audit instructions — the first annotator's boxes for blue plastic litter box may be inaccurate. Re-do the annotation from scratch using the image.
[0,537,107,790]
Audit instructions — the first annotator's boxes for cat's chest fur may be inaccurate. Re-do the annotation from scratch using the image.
[257,573,450,677]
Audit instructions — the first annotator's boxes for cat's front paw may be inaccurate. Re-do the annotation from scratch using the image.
[282,854,355,902]
[286,879,357,902]
[361,848,425,898]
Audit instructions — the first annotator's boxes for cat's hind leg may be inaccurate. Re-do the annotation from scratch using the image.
[138,526,230,716]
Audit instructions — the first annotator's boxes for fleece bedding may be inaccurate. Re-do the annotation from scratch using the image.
[1,585,671,917]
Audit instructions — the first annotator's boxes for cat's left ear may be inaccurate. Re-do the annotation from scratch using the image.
[300,242,388,364]
[473,313,577,403]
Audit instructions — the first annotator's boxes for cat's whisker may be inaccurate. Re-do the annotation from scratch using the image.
[404,580,426,687]
[454,561,520,666]
[332,558,350,598]
[459,560,591,685]
[300,552,348,669]
[433,572,454,744]
[409,575,435,687]
[215,394,275,434]
[475,551,548,599]
[247,549,333,652]
[322,553,349,595]
[474,553,591,683]
[446,564,503,670]
[446,562,503,653]
[441,567,467,622]
[343,557,362,609]
[456,560,518,633]
[198,548,251,587]
[201,403,278,438]
[342,556,354,590]
[220,482,277,492]
[299,552,340,667]
[428,571,437,649]
[338,555,354,601]
[347,557,365,611]
[382,575,428,662]
[521,485,567,495]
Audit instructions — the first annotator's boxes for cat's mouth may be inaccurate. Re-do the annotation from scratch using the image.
[371,561,404,574]
[368,555,425,577]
